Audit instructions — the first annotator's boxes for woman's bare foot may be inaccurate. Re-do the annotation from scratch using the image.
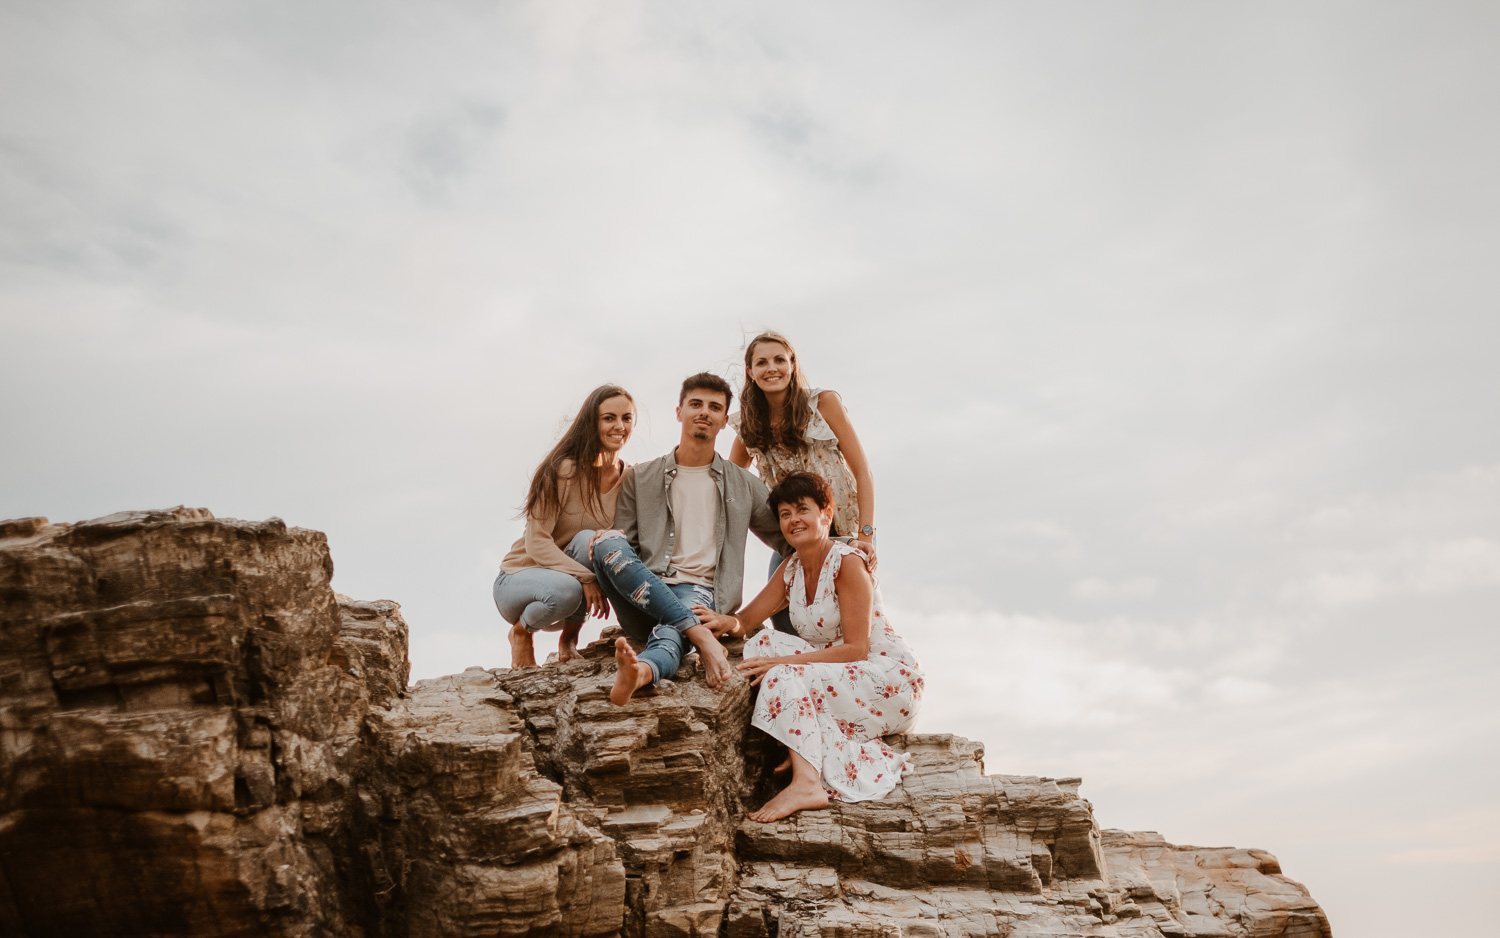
[557,621,582,664]
[772,753,792,774]
[748,778,829,822]
[509,623,537,669]
[609,637,653,706]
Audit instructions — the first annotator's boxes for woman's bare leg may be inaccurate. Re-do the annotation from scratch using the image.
[509,623,538,669]
[558,621,583,663]
[749,748,829,822]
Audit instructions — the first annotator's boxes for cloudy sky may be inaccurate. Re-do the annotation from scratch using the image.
[3,3,1497,933]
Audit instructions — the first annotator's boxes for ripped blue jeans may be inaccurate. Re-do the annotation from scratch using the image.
[592,532,714,684]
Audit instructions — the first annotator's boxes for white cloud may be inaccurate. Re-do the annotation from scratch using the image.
[1071,575,1158,602]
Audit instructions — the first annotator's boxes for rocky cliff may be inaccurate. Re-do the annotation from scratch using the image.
[0,508,1332,938]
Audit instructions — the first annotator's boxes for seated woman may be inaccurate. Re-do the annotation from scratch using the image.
[695,471,924,821]
[492,385,635,668]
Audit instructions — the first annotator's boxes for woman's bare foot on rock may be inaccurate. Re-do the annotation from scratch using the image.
[509,623,537,669]
[748,778,829,822]
[557,622,582,664]
[609,638,652,706]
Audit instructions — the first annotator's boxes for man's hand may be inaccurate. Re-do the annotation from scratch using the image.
[582,581,610,618]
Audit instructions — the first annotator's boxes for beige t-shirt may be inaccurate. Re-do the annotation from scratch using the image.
[662,464,719,587]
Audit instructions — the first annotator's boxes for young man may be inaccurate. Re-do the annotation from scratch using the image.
[591,372,788,705]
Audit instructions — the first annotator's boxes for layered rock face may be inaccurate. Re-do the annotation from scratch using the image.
[0,509,1331,938]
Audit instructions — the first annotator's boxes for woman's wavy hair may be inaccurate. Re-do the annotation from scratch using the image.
[524,384,634,520]
[737,330,814,452]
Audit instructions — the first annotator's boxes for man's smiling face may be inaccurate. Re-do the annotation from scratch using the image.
[677,389,729,441]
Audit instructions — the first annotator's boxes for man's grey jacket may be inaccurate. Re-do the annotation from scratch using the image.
[613,450,789,614]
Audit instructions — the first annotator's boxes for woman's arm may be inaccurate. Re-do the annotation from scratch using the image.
[729,435,753,470]
[737,553,874,680]
[695,556,790,637]
[817,391,877,561]
[522,505,596,582]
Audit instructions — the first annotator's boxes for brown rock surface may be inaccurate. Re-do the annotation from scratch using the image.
[0,509,1331,937]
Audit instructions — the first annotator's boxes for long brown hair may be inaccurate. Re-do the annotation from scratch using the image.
[524,384,634,520]
[737,330,814,452]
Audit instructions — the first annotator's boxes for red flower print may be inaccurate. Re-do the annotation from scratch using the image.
[844,762,860,782]
[766,695,783,719]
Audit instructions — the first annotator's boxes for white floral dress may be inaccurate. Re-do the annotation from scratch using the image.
[729,388,861,539]
[744,543,924,802]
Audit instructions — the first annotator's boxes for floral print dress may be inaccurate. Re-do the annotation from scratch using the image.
[729,388,861,539]
[743,543,924,802]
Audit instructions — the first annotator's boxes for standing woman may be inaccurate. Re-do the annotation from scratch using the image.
[730,330,878,578]
[493,385,635,669]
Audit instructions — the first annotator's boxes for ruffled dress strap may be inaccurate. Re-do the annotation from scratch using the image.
[783,552,800,588]
[802,388,839,442]
[826,540,869,576]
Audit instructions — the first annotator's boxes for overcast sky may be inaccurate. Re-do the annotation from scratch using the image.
[3,3,1497,934]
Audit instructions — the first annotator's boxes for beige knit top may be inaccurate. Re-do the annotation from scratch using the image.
[500,459,622,583]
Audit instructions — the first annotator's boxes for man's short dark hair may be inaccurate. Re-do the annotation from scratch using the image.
[679,372,734,407]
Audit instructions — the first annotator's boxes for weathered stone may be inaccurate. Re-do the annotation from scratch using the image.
[0,509,1331,938]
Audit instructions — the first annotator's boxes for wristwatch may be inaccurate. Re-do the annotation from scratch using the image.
[860,525,875,537]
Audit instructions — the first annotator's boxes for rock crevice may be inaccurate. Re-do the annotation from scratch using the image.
[0,509,1331,938]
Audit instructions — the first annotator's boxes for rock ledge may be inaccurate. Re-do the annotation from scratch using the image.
[0,509,1331,937]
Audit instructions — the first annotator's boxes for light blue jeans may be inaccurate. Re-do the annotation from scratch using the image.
[591,531,715,684]
[492,530,595,632]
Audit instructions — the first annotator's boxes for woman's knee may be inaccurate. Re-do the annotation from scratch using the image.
[744,631,775,659]
[565,529,595,563]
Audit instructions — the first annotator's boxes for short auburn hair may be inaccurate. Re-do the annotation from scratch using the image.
[768,471,834,512]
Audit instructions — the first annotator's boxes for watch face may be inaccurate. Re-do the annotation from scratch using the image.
[861,525,874,536]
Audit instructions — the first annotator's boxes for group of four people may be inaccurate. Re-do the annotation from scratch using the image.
[491,331,924,821]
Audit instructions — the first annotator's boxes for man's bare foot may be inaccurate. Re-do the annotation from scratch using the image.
[699,641,734,690]
[558,621,582,664]
[609,637,653,706]
[685,624,733,690]
[748,778,829,822]
[509,623,537,669]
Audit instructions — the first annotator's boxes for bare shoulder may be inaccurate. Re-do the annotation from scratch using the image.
[833,544,873,584]
[815,389,845,412]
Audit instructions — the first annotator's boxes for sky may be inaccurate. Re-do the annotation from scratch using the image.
[2,2,1497,934]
